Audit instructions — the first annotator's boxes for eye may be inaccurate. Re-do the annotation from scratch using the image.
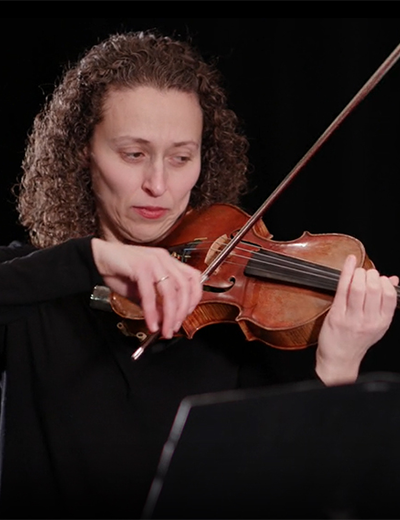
[172,155,191,165]
[122,151,145,161]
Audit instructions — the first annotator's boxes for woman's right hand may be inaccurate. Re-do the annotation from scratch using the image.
[91,238,203,339]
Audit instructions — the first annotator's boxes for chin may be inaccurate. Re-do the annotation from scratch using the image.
[123,227,164,245]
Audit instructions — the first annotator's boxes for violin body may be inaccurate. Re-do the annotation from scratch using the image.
[105,43,400,353]
[109,204,374,350]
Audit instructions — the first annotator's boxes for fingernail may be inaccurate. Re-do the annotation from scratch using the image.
[149,322,159,333]
[174,322,181,332]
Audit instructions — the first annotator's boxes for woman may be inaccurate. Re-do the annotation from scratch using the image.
[0,30,397,518]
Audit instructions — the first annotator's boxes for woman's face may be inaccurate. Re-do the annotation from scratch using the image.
[89,86,203,244]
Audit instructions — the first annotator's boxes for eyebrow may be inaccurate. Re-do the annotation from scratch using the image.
[111,136,200,148]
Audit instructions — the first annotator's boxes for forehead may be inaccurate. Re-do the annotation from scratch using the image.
[96,86,204,147]
[101,86,203,126]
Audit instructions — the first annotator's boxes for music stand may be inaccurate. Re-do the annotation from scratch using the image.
[142,372,400,519]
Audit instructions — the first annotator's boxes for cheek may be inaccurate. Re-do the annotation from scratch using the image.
[175,164,201,199]
[92,162,137,199]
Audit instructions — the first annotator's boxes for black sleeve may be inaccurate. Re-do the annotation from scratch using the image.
[0,237,104,323]
[238,341,325,387]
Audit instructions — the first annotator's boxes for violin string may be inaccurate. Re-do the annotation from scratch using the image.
[221,249,339,283]
[182,240,342,288]
[205,255,339,292]
[189,241,400,304]
[183,241,342,281]
[182,239,338,276]
[248,249,340,291]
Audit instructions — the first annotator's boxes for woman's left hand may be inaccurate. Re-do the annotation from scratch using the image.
[315,254,398,385]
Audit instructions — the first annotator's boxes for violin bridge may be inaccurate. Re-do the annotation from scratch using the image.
[205,234,230,267]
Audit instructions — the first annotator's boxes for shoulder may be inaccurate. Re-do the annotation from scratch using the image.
[0,240,36,261]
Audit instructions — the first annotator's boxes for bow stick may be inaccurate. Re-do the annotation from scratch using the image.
[133,41,400,360]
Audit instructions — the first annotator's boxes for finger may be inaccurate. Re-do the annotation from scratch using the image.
[154,275,181,338]
[136,275,161,333]
[155,262,191,332]
[157,271,202,336]
[361,268,382,319]
[379,276,398,317]
[171,276,191,333]
[188,268,203,314]
[331,254,358,313]
[346,266,370,317]
[143,251,183,337]
[134,248,203,338]
[156,259,203,332]
[171,265,203,325]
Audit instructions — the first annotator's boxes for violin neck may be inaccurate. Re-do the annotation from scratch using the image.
[244,248,339,294]
[244,248,400,309]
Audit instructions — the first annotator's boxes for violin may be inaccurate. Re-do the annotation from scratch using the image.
[91,202,385,350]
[90,41,400,360]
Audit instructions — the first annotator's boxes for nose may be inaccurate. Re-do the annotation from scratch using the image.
[142,158,167,197]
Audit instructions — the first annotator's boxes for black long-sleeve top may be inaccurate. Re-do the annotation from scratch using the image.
[0,237,318,519]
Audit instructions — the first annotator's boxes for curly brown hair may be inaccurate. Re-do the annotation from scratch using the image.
[17,30,250,248]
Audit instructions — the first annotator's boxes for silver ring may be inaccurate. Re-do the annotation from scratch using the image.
[155,275,169,285]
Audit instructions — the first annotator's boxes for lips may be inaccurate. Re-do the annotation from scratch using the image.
[133,206,167,220]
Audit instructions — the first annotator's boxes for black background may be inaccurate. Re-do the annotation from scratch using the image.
[2,16,400,372]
